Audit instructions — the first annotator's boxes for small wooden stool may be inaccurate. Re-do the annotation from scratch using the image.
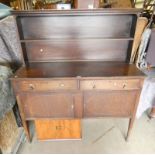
[35,120,81,141]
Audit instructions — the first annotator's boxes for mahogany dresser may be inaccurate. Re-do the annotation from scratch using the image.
[11,9,145,142]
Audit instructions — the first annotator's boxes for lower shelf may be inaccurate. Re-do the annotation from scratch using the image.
[35,119,82,141]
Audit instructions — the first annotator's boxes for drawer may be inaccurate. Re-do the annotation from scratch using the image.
[20,93,75,119]
[18,80,77,91]
[80,79,141,90]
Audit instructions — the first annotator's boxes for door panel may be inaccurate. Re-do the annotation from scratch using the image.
[84,90,138,117]
[20,93,75,119]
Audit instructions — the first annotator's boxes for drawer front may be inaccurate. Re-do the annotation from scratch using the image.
[84,90,138,117]
[80,79,140,90]
[20,93,75,119]
[18,80,77,91]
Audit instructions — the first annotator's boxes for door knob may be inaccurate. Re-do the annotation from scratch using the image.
[93,85,96,89]
[60,83,65,87]
[40,49,44,53]
[29,84,35,90]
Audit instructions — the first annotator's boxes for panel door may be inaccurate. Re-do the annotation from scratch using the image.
[84,90,139,117]
[20,93,76,119]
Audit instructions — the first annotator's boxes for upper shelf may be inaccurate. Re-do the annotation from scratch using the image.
[13,9,140,63]
[16,13,137,40]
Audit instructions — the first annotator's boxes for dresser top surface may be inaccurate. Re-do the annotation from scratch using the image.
[12,62,145,79]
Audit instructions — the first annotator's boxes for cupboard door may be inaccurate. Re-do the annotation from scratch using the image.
[20,93,75,119]
[84,90,139,117]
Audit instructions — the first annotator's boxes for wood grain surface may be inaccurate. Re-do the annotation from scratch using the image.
[35,120,81,140]
[11,10,145,142]
[11,62,145,79]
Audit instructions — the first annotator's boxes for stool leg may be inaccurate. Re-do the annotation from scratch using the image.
[149,107,155,118]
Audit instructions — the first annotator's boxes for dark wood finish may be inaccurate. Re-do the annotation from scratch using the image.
[16,95,31,142]
[12,9,139,63]
[11,62,145,79]
[23,40,131,62]
[18,15,134,39]
[74,93,83,118]
[18,92,83,119]
[11,63,144,141]
[84,90,138,117]
[11,9,142,15]
[16,80,77,92]
[10,10,145,142]
[19,93,75,119]
[80,79,141,90]
[126,90,141,141]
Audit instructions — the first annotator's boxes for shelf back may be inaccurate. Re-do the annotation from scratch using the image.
[12,9,140,63]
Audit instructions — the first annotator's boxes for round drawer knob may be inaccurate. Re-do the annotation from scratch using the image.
[93,85,96,89]
[114,83,117,86]
[60,83,65,87]
[29,84,35,90]
[40,49,44,53]
[123,84,127,89]
[71,104,74,109]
